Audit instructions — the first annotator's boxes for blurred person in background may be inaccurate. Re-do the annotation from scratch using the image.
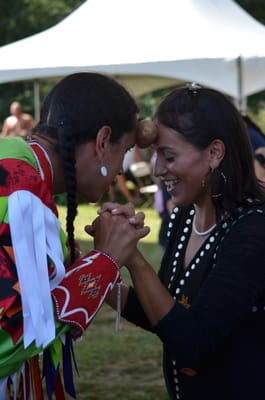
[254,146,265,186]
[109,145,145,204]
[1,101,35,138]
[243,114,265,151]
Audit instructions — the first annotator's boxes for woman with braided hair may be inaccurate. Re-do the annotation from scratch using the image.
[0,72,151,399]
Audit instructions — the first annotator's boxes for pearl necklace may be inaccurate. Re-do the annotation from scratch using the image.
[192,215,216,236]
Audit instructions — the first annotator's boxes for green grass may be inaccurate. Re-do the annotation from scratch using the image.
[57,204,168,400]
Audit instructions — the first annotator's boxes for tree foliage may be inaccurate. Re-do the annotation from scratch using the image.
[0,0,84,46]
[237,0,265,24]
[0,0,84,122]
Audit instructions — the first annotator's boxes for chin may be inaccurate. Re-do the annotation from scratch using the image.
[172,195,189,208]
[78,191,99,204]
[79,184,109,203]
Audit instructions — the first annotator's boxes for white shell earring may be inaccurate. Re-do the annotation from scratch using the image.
[100,166,108,177]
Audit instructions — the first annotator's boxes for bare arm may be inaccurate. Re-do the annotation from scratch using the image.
[88,203,175,326]
[125,249,175,326]
[106,282,130,311]
[105,251,175,327]
[1,120,9,137]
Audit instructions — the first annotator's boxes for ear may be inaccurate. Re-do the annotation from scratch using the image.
[95,126,112,161]
[208,139,225,169]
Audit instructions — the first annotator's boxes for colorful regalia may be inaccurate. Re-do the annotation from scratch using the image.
[0,137,121,399]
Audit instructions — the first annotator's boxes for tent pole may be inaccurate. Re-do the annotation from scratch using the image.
[236,55,247,115]
[33,79,40,121]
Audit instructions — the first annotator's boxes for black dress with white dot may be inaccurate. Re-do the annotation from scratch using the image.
[122,203,265,400]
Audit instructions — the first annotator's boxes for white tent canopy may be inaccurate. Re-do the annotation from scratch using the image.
[0,0,265,113]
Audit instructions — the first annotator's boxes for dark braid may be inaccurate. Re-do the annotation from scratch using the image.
[57,124,77,264]
[32,72,139,266]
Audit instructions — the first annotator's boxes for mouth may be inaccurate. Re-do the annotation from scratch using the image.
[164,179,180,193]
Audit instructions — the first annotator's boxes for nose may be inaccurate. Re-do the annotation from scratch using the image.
[154,156,167,178]
[118,166,124,175]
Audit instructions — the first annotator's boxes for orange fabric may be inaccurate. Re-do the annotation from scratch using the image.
[30,356,44,400]
[4,245,15,260]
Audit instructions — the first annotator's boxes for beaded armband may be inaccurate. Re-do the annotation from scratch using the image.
[52,250,121,339]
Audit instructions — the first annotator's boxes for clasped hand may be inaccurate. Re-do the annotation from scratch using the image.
[85,202,150,267]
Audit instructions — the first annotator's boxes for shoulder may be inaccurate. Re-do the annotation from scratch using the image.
[226,204,265,228]
[217,205,265,249]
[22,113,33,121]
[3,115,16,126]
[0,137,36,166]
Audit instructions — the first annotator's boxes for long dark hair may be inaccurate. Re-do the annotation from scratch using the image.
[32,72,139,263]
[154,86,265,216]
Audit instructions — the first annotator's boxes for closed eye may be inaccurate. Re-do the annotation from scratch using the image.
[165,156,176,163]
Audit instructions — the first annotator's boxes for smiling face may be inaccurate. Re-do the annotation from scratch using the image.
[75,128,136,203]
[154,124,215,207]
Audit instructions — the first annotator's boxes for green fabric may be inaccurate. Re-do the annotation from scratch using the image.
[0,136,69,378]
[0,197,8,224]
[0,136,37,166]
[0,320,69,378]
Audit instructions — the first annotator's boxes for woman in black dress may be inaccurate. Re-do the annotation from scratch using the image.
[90,85,265,400]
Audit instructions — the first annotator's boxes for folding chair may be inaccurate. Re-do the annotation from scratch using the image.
[129,161,158,207]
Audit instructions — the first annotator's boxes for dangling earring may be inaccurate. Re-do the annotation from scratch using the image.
[201,168,227,197]
[201,168,211,189]
[211,169,227,198]
[100,165,108,177]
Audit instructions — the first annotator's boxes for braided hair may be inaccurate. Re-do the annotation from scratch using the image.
[32,72,139,263]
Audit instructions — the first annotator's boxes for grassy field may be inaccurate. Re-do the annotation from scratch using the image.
[57,204,168,400]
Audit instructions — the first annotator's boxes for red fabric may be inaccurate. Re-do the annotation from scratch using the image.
[0,246,23,344]
[29,142,53,193]
[52,250,121,339]
[0,159,57,216]
[54,371,65,400]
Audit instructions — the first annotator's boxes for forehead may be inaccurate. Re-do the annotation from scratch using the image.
[154,125,187,151]
[11,103,20,110]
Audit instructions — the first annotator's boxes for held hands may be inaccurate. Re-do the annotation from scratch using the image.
[85,202,150,267]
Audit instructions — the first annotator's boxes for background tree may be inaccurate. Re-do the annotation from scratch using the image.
[237,0,265,24]
[0,0,84,123]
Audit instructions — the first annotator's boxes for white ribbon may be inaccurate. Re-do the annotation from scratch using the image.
[8,190,65,349]
[0,377,8,400]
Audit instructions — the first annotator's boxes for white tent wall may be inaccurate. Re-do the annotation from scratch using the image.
[0,0,265,116]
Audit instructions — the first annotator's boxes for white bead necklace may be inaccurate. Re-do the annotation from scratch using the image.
[192,215,216,236]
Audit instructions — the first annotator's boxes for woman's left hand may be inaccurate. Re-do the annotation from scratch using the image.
[85,209,150,267]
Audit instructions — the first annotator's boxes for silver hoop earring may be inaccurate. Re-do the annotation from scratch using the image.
[100,166,108,177]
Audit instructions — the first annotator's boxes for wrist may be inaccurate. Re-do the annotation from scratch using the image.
[125,248,142,270]
[94,249,121,270]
